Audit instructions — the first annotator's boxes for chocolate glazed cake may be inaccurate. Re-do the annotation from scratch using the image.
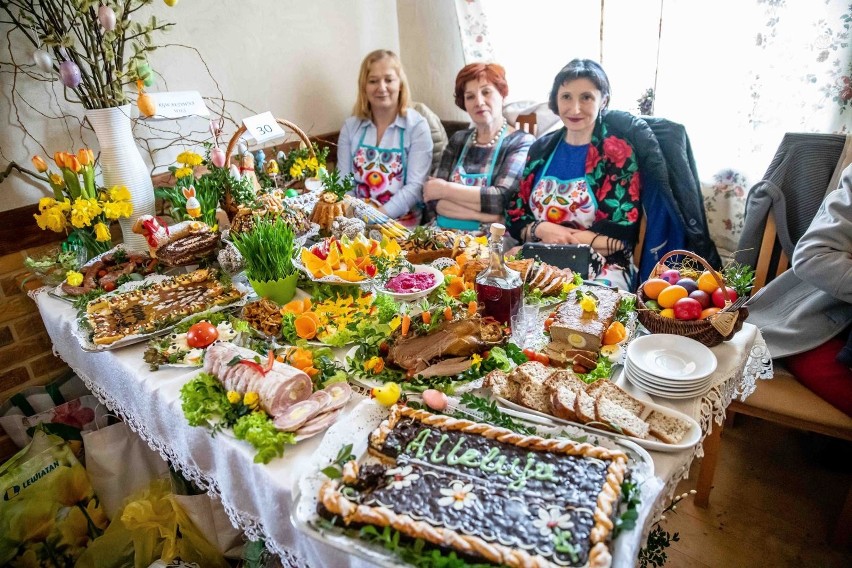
[318,406,629,568]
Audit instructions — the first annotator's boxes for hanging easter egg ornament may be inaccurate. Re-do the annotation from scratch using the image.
[164,0,179,6]
[33,48,53,73]
[59,59,82,88]
[98,4,116,31]
[136,80,156,117]
[210,147,226,168]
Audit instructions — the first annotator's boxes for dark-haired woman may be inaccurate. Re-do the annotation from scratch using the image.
[505,59,641,290]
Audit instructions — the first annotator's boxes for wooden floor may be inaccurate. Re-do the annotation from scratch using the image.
[658,416,851,567]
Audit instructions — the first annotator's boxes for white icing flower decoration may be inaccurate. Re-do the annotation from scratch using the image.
[533,507,574,537]
[385,465,420,490]
[216,322,237,341]
[437,480,478,511]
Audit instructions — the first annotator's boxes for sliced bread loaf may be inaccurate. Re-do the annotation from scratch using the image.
[585,380,645,416]
[595,396,650,438]
[512,361,555,413]
[573,389,597,423]
[646,410,692,444]
[483,369,519,402]
[551,386,580,421]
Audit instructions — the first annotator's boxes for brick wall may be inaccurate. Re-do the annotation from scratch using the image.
[0,243,69,461]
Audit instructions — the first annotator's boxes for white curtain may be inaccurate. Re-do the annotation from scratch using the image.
[460,0,852,185]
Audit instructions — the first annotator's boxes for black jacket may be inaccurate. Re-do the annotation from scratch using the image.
[603,111,721,274]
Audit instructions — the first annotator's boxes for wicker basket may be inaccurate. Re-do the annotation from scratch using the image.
[636,249,747,347]
[223,117,316,220]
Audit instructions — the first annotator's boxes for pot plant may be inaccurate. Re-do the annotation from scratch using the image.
[230,217,298,305]
[1,0,175,252]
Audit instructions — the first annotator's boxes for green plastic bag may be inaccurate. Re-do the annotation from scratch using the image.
[0,427,109,567]
[76,478,230,568]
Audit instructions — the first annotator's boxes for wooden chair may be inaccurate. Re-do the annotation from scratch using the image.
[515,112,537,136]
[694,208,852,547]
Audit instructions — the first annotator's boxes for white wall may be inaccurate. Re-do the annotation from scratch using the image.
[397,0,468,123]
[0,0,400,212]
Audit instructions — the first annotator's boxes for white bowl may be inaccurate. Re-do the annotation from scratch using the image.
[379,264,444,301]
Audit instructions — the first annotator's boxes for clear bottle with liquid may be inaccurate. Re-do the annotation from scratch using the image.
[475,223,523,325]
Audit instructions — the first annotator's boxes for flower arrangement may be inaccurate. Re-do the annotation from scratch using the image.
[1,0,174,109]
[31,150,133,259]
[155,149,221,227]
[277,143,330,185]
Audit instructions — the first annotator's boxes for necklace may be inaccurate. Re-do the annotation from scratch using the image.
[472,120,507,148]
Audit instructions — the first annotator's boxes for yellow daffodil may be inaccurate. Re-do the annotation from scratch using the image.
[66,270,84,286]
[34,206,67,232]
[244,391,259,410]
[227,391,242,404]
[174,166,193,179]
[289,163,303,179]
[364,356,385,374]
[32,154,49,172]
[38,196,57,210]
[70,198,102,228]
[306,156,319,174]
[49,172,65,187]
[108,185,131,202]
[94,222,111,242]
[579,295,598,313]
[562,281,578,295]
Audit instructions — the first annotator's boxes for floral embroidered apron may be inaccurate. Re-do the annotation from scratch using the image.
[352,126,420,224]
[436,128,507,233]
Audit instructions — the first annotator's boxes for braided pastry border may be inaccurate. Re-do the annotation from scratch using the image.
[353,404,629,567]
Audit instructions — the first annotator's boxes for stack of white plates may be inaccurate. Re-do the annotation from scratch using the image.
[624,334,718,399]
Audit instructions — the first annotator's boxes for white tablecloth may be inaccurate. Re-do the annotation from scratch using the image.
[32,287,769,567]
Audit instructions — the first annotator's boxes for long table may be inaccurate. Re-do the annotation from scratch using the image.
[32,286,771,567]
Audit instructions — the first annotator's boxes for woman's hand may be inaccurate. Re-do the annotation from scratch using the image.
[535,222,581,244]
[423,177,446,202]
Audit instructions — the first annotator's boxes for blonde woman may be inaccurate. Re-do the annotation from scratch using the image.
[338,49,433,225]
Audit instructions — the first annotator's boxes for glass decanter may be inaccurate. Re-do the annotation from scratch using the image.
[474,223,523,325]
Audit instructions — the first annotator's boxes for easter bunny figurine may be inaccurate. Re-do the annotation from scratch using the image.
[183,185,201,218]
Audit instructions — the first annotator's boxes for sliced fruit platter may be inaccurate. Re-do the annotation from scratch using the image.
[79,268,246,350]
[180,342,355,463]
[295,234,403,283]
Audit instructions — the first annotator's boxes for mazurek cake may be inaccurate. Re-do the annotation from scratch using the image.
[318,405,630,568]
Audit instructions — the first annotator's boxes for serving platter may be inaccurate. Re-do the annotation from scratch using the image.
[293,398,660,568]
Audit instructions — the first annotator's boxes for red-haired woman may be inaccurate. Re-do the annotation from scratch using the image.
[423,63,533,231]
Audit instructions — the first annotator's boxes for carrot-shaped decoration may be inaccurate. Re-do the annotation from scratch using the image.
[421,311,432,324]
[467,301,478,317]
[401,314,411,337]
[444,306,453,321]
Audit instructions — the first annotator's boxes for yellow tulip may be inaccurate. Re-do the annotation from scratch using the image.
[77,148,94,166]
[66,155,82,173]
[94,222,111,242]
[31,155,49,173]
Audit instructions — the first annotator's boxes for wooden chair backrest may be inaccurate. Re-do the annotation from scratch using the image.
[515,113,537,136]
[752,211,790,294]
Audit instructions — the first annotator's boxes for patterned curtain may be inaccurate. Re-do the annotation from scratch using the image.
[454,0,495,62]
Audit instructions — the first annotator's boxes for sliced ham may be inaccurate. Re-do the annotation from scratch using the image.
[204,343,313,418]
[323,382,352,411]
[308,390,332,414]
[295,407,342,440]
[273,400,321,432]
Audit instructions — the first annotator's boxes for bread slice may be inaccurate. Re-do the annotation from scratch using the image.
[550,386,580,421]
[483,370,518,402]
[646,410,692,444]
[585,380,645,416]
[511,362,555,413]
[573,389,597,423]
[595,396,650,438]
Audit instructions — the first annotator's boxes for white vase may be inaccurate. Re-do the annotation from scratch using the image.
[85,104,155,253]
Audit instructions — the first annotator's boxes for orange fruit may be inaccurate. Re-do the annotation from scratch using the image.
[659,308,676,319]
[602,321,627,345]
[701,307,721,319]
[657,285,688,309]
[642,278,670,300]
[697,271,720,294]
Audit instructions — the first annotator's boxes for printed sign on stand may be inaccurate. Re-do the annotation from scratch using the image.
[242,112,286,145]
[146,91,208,119]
